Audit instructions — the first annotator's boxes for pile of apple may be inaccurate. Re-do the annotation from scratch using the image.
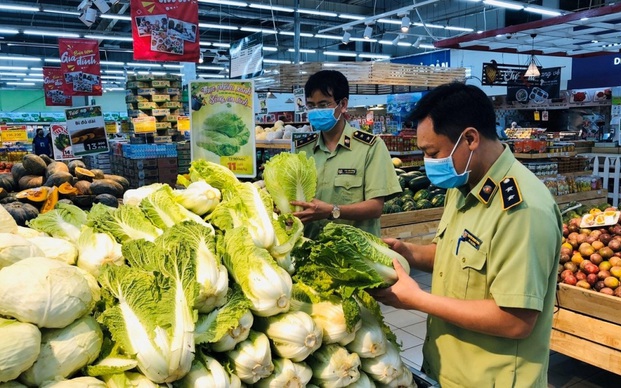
[560,207,621,297]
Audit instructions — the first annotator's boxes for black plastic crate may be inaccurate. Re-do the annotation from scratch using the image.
[411,367,440,388]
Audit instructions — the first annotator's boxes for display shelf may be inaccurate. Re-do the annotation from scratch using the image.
[390,150,422,156]
[554,189,607,208]
[514,151,577,159]
[256,139,292,150]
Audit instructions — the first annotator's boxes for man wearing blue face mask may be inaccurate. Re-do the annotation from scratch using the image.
[371,82,562,387]
[291,70,401,239]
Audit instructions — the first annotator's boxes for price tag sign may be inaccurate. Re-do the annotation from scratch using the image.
[65,105,109,156]
[0,128,28,143]
[132,116,157,134]
[177,116,190,131]
[221,155,254,175]
[105,121,118,135]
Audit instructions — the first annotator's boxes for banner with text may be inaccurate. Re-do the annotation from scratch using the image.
[130,0,199,63]
[507,67,561,103]
[65,106,109,156]
[189,80,256,178]
[58,38,102,96]
[50,123,77,160]
[43,67,72,106]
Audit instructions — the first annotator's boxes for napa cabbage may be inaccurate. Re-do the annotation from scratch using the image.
[254,358,313,388]
[0,318,40,383]
[269,213,305,274]
[173,180,221,216]
[0,233,44,269]
[0,205,17,234]
[226,330,274,385]
[75,226,124,278]
[86,203,162,243]
[178,353,231,388]
[27,236,78,265]
[40,376,106,387]
[254,310,322,362]
[102,372,160,388]
[263,151,317,214]
[307,344,361,388]
[186,159,239,199]
[122,183,164,206]
[27,203,87,243]
[360,341,412,386]
[140,184,214,231]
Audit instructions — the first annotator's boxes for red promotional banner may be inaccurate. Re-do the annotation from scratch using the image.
[58,38,102,96]
[43,67,72,106]
[130,0,200,63]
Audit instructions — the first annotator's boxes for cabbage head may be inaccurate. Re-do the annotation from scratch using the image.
[0,233,44,269]
[263,151,317,214]
[0,318,41,383]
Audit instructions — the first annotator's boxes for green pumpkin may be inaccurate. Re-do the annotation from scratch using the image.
[3,201,39,226]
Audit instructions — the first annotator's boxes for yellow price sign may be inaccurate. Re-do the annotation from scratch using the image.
[132,117,156,134]
[0,128,28,142]
[221,155,254,175]
[105,121,118,134]
[177,116,190,131]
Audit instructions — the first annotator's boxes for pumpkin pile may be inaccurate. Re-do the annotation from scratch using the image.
[0,154,128,226]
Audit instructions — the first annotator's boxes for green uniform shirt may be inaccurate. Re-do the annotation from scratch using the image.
[424,146,562,387]
[295,123,401,239]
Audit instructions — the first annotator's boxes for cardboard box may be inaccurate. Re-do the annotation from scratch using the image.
[151,80,170,88]
[138,101,158,110]
[152,94,170,103]
[152,109,170,117]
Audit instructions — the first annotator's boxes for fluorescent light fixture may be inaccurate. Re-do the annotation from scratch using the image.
[163,64,183,69]
[263,59,291,64]
[445,26,474,32]
[0,72,27,76]
[279,31,314,37]
[0,66,28,71]
[44,58,62,63]
[199,73,227,79]
[23,30,80,38]
[363,25,373,40]
[359,53,390,59]
[288,48,316,53]
[200,42,212,46]
[524,6,562,16]
[483,0,524,10]
[342,30,351,44]
[338,13,365,20]
[30,68,43,71]
[101,61,126,66]
[240,27,277,34]
[104,70,126,74]
[297,9,337,17]
[42,8,81,16]
[197,65,226,70]
[315,34,342,40]
[0,56,41,62]
[0,78,22,82]
[0,5,40,12]
[0,28,19,34]
[378,40,393,45]
[263,47,278,52]
[199,23,238,30]
[198,0,247,6]
[419,43,436,49]
[378,18,401,25]
[413,22,444,29]
[23,78,44,82]
[249,4,294,12]
[7,82,35,86]
[397,41,413,47]
[100,14,132,21]
[401,15,411,33]
[84,34,134,42]
[102,76,126,80]
[351,37,377,43]
[212,42,231,48]
[323,51,357,57]
[126,62,162,68]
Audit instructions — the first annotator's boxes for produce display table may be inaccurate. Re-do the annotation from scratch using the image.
[551,284,621,375]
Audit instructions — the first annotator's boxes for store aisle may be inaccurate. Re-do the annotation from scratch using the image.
[382,269,621,388]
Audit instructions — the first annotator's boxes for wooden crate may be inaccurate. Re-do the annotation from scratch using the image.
[551,283,621,375]
[555,189,608,208]
[380,207,444,244]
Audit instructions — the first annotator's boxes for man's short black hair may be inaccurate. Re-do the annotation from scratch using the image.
[304,70,349,102]
[410,82,497,142]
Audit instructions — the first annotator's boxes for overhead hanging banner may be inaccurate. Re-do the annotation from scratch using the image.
[58,38,102,96]
[43,67,72,106]
[481,62,533,87]
[49,122,77,160]
[65,105,109,156]
[506,67,561,103]
[130,0,200,63]
[189,80,256,178]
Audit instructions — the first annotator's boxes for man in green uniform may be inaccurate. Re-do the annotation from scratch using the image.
[291,70,401,239]
[372,82,562,387]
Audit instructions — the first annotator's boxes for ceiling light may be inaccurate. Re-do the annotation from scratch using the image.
[44,58,61,63]
[212,42,231,48]
[297,9,337,17]
[41,8,80,16]
[263,46,278,52]
[483,0,524,10]
[323,51,358,57]
[0,66,28,71]
[240,27,277,34]
[267,91,277,99]
[279,31,314,37]
[199,23,238,30]
[199,52,204,64]
[7,82,35,86]
[342,29,351,44]
[419,43,436,49]
[400,15,411,33]
[363,25,373,40]
[104,70,125,74]
[100,14,132,21]
[23,30,81,38]
[197,0,248,6]
[413,22,444,29]
[163,64,183,69]
[0,28,19,34]
[287,48,316,53]
[0,5,40,12]
[0,72,27,76]
[315,34,342,40]
[84,34,134,42]
[524,34,541,79]
[263,59,291,64]
[248,4,294,12]
[377,18,401,25]
[445,26,474,32]
[200,42,212,46]
[101,61,126,66]
[197,65,225,71]
[0,56,41,62]
[126,62,162,68]
[338,14,365,20]
[524,7,562,16]
[359,53,390,59]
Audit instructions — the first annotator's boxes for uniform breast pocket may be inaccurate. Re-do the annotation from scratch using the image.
[444,243,488,300]
[334,175,363,203]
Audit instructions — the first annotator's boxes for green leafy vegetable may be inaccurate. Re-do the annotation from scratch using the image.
[140,185,215,231]
[87,203,163,244]
[263,151,317,214]
[198,112,250,157]
[27,203,87,243]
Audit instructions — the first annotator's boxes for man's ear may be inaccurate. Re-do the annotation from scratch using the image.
[463,127,480,149]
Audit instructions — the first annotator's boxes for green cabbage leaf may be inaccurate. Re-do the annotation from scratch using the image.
[263,151,317,214]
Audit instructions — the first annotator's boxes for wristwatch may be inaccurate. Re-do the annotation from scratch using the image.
[330,204,341,220]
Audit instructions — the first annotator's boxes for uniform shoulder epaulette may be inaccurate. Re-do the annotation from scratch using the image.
[294,133,318,149]
[499,176,522,210]
[477,176,497,205]
[352,130,377,146]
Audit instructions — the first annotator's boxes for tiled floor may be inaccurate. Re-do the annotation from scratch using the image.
[383,269,621,387]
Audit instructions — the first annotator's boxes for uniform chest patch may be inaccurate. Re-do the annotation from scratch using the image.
[338,168,357,175]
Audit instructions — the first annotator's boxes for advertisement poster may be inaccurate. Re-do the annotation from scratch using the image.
[130,0,200,63]
[189,80,256,178]
[58,38,102,96]
[43,67,72,106]
[506,67,561,103]
[49,123,77,160]
[258,92,268,114]
[65,105,109,156]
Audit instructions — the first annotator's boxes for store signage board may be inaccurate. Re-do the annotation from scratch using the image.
[65,105,109,156]
[569,53,621,89]
[507,67,561,103]
[189,80,256,178]
[258,93,268,114]
[49,123,77,160]
[481,62,535,87]
[131,116,157,134]
[230,33,263,79]
[0,126,28,143]
[43,67,72,107]
[130,0,200,63]
[58,38,102,96]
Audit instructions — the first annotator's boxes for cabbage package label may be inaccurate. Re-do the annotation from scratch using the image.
[189,80,256,178]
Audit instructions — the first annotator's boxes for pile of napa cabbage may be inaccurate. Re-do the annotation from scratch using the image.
[0,154,416,387]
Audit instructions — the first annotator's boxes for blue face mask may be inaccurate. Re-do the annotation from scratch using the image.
[308,106,341,132]
[423,132,473,189]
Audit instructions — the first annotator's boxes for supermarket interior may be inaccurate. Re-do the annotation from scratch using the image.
[1,0,621,387]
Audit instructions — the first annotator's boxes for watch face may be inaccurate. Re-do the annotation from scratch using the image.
[332,206,341,219]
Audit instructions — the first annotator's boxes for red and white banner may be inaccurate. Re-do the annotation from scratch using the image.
[130,0,200,63]
[58,38,102,96]
[43,67,72,106]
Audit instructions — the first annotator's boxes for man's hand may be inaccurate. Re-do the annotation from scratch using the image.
[291,198,332,223]
[369,259,424,310]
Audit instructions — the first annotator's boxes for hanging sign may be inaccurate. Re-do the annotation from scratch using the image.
[258,92,268,114]
[43,67,72,106]
[507,67,561,103]
[189,80,256,178]
[50,123,77,160]
[65,105,109,156]
[130,0,200,63]
[229,32,263,79]
[482,62,533,86]
[58,38,102,96]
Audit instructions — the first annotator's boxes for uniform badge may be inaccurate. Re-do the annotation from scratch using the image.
[343,135,351,149]
[353,130,376,146]
[337,168,357,175]
[500,176,522,210]
[477,176,497,204]
[455,229,482,254]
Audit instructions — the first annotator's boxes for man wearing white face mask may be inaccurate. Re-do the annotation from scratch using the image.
[371,82,562,387]
[291,70,401,239]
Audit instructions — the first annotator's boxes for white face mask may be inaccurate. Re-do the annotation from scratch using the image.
[423,131,473,189]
